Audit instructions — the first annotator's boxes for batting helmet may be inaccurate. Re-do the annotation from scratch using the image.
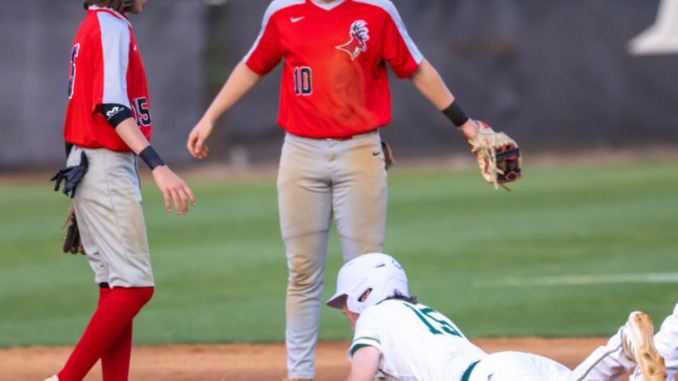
[326,253,409,314]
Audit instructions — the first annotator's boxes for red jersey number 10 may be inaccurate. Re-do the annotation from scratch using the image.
[294,67,312,96]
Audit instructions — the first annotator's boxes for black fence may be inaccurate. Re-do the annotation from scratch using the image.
[0,0,206,169]
[1,0,676,170]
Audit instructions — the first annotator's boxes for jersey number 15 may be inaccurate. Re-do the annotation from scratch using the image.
[405,304,463,337]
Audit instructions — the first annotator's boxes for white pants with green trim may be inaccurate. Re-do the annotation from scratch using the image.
[278,132,388,379]
[631,303,678,381]
[469,328,635,381]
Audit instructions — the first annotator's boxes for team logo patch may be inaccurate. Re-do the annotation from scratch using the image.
[106,106,121,118]
[337,20,370,60]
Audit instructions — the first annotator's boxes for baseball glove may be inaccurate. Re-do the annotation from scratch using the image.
[62,204,85,255]
[468,121,522,190]
[382,141,395,171]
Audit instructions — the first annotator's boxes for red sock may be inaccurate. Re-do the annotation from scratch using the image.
[97,288,133,381]
[102,323,132,381]
[58,288,153,381]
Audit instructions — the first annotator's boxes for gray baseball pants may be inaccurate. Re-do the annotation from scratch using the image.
[68,145,154,289]
[278,131,388,379]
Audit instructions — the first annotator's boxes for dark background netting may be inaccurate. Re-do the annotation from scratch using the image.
[1,0,676,170]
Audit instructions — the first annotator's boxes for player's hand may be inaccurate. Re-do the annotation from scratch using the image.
[187,119,213,160]
[152,165,196,215]
[458,119,481,141]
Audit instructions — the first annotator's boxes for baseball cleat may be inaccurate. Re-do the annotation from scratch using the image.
[622,311,668,381]
[43,376,59,381]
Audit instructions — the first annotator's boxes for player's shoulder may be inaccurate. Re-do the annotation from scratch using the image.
[89,8,131,36]
[357,302,390,325]
[363,298,410,317]
[356,300,420,332]
[263,0,306,21]
[352,0,400,17]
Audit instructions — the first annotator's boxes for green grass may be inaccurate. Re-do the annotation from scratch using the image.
[0,161,677,348]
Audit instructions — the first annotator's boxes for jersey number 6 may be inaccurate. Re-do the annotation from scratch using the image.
[68,44,81,99]
[294,67,312,96]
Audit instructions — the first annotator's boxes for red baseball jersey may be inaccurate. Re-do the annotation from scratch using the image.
[245,0,423,139]
[64,6,152,152]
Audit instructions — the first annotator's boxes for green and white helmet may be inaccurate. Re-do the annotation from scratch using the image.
[326,253,409,314]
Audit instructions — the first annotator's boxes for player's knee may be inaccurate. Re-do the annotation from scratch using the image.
[287,259,324,290]
[288,253,322,274]
[288,273,324,291]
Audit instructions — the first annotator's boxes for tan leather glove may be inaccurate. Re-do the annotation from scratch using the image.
[468,121,522,190]
[381,141,395,171]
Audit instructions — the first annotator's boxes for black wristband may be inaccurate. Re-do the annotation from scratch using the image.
[101,104,133,128]
[139,146,166,170]
[442,101,470,128]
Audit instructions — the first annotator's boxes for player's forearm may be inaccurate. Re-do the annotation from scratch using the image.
[115,118,150,155]
[116,118,168,170]
[409,59,479,139]
[202,61,264,124]
[348,347,381,381]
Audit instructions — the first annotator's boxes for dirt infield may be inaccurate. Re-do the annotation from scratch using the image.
[0,338,614,381]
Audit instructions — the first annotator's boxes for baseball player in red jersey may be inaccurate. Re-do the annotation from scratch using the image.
[186,1,520,380]
[45,1,194,381]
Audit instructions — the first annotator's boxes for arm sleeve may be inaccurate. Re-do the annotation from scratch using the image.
[348,309,384,361]
[381,2,424,79]
[92,14,132,112]
[244,4,284,76]
[100,104,133,128]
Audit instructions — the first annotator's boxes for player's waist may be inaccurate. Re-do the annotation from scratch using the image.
[464,352,534,381]
[69,145,136,158]
[277,105,391,140]
[66,146,138,176]
[449,354,488,381]
[461,360,480,381]
[286,129,379,141]
[66,141,135,154]
[71,146,134,154]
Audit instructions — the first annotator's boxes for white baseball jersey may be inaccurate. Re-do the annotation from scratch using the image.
[348,299,487,381]
[349,300,645,381]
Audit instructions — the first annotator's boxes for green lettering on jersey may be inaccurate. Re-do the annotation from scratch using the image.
[403,303,462,337]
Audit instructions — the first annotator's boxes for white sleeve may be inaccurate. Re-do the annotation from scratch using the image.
[348,308,384,361]
[96,13,132,108]
[354,0,423,64]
